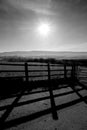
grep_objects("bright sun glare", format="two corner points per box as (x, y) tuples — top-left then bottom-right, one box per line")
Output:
(37, 23), (50, 36)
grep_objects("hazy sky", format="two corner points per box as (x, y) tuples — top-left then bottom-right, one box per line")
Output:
(0, 0), (87, 52)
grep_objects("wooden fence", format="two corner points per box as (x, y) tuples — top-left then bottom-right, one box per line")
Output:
(0, 62), (73, 82)
(0, 60), (87, 126)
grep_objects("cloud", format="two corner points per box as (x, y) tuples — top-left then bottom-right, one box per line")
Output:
(5, 0), (53, 16)
(0, 0), (24, 21)
(1, 0), (87, 19)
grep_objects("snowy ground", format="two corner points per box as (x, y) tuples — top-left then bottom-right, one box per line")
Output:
(0, 84), (87, 130)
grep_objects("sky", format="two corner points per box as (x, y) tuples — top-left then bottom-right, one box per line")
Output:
(0, 0), (87, 52)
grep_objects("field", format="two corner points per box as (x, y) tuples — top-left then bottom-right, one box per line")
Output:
(0, 59), (87, 130)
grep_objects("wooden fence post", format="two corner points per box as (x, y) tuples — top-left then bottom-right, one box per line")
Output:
(64, 64), (67, 79)
(25, 62), (29, 83)
(71, 64), (74, 80)
(48, 63), (58, 120)
(71, 63), (77, 84)
(75, 65), (78, 80)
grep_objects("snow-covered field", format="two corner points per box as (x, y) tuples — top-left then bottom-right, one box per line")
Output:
(0, 84), (87, 130)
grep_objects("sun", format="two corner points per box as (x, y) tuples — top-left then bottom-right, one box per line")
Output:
(37, 22), (50, 36)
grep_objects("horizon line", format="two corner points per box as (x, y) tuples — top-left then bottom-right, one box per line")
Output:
(0, 50), (87, 53)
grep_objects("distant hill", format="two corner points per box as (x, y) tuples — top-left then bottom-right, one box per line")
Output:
(0, 51), (87, 59)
